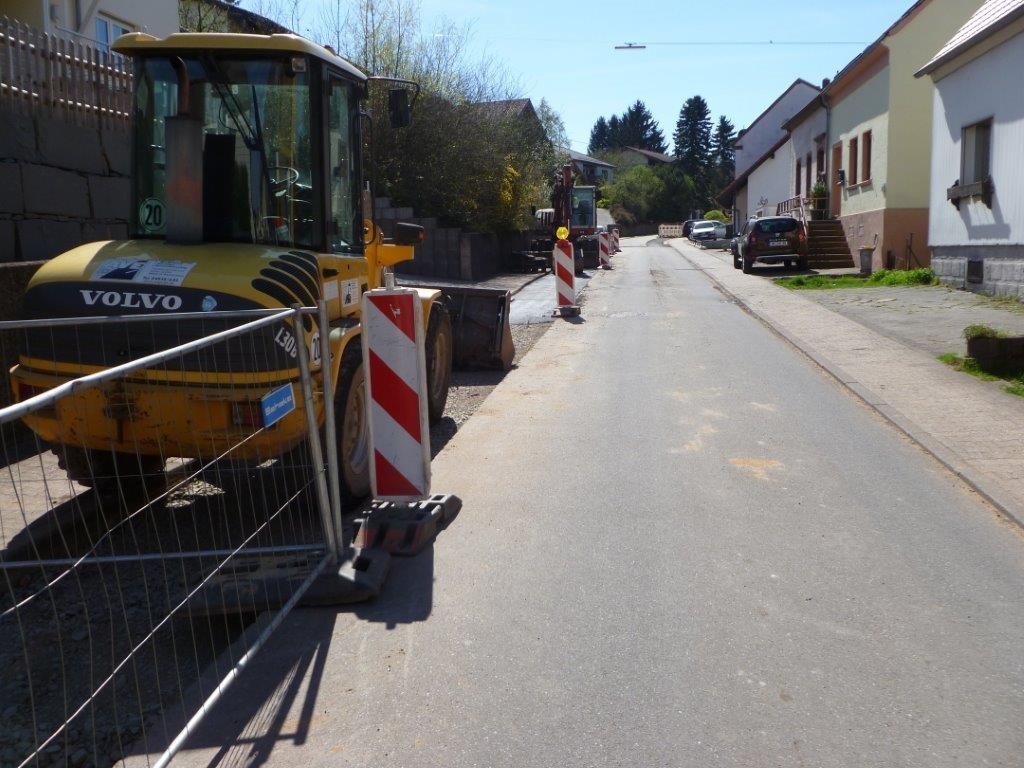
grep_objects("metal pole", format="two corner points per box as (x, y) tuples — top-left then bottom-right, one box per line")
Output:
(0, 544), (325, 570)
(152, 552), (332, 768)
(318, 299), (345, 556)
(292, 307), (339, 562)
(0, 307), (294, 331)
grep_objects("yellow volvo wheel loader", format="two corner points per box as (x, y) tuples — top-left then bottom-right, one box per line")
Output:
(8, 32), (462, 501)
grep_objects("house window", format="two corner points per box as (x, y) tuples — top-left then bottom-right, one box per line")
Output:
(95, 15), (131, 53)
(962, 119), (992, 184)
(861, 131), (872, 182)
(795, 158), (802, 195)
(805, 152), (812, 193)
(848, 137), (859, 186)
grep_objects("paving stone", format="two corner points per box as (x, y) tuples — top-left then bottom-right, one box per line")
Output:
(21, 165), (89, 218)
(35, 118), (106, 174)
(87, 175), (130, 220)
(16, 219), (82, 261)
(0, 219), (15, 262)
(100, 127), (131, 176)
(0, 163), (22, 214)
(0, 113), (37, 161)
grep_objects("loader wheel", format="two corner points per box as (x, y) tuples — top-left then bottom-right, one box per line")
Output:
(335, 341), (371, 503)
(425, 302), (453, 425)
(55, 446), (163, 494)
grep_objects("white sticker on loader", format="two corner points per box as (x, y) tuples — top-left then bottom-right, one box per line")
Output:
(138, 197), (166, 234)
(92, 258), (197, 287)
(341, 279), (361, 308)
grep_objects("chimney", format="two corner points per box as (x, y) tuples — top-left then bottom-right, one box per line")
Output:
(822, 77), (831, 89)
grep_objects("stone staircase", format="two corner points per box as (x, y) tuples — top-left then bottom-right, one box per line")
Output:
(806, 219), (854, 269)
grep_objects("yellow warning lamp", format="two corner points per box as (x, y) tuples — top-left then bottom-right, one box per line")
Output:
(556, 226), (569, 241)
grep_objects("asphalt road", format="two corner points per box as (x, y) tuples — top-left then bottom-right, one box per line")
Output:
(164, 238), (1024, 767)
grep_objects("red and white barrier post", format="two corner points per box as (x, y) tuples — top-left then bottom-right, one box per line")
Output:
(612, 227), (621, 253)
(598, 231), (613, 269)
(552, 236), (579, 317)
(362, 287), (431, 501)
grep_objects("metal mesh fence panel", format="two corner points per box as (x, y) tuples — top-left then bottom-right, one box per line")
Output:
(0, 306), (338, 768)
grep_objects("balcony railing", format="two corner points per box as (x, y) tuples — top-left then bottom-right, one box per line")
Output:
(0, 16), (131, 128)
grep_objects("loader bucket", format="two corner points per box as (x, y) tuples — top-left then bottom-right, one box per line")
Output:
(439, 286), (515, 370)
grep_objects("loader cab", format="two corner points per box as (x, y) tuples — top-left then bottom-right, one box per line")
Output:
(118, 33), (367, 256)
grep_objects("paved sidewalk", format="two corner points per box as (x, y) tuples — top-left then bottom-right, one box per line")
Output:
(669, 238), (1024, 526)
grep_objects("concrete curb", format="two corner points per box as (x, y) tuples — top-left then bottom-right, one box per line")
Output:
(510, 269), (549, 297)
(669, 239), (1024, 531)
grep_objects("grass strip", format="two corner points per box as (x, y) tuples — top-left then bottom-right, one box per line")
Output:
(938, 352), (1024, 397)
(777, 268), (937, 290)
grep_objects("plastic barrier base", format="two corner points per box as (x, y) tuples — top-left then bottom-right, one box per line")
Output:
(353, 493), (463, 556)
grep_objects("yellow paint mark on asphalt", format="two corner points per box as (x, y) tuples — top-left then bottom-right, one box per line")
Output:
(729, 457), (783, 480)
(750, 402), (778, 412)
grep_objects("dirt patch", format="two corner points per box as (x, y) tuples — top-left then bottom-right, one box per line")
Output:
(430, 323), (550, 456)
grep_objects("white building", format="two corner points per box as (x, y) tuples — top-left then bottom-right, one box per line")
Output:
(917, 0), (1024, 296)
(732, 79), (821, 178)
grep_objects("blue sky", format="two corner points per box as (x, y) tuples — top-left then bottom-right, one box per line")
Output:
(248, 1), (919, 154)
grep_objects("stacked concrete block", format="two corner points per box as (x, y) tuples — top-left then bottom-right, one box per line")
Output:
(0, 111), (131, 263)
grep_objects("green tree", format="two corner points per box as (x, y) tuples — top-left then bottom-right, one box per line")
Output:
(537, 98), (568, 150)
(650, 164), (698, 222)
(673, 95), (712, 177)
(601, 165), (665, 223)
(607, 114), (622, 148)
(710, 115), (736, 195)
(617, 100), (667, 152)
(588, 116), (610, 154)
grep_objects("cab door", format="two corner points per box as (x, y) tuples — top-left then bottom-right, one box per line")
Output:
(319, 71), (366, 321)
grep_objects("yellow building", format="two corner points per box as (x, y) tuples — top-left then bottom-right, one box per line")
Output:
(823, 0), (985, 270)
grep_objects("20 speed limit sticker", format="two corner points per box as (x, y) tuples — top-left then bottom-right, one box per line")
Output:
(139, 197), (166, 234)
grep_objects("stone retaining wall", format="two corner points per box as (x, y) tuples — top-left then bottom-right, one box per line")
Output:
(932, 245), (1024, 300)
(0, 111), (130, 263)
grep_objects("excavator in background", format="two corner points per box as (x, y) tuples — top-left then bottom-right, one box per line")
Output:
(531, 164), (600, 273)
(8, 31), (511, 498)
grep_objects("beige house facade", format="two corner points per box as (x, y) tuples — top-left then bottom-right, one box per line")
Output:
(824, 0), (985, 270)
(0, 0), (179, 47)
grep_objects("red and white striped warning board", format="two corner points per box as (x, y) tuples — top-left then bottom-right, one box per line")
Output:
(361, 288), (431, 501)
(553, 239), (576, 308)
(612, 227), (620, 252)
(598, 231), (612, 268)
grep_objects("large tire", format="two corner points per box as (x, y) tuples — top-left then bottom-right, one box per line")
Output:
(797, 257), (809, 271)
(733, 255), (741, 269)
(334, 341), (371, 504)
(742, 253), (753, 274)
(425, 302), (453, 425)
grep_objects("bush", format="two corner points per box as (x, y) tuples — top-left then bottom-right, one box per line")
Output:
(963, 324), (1006, 340)
(702, 209), (728, 222)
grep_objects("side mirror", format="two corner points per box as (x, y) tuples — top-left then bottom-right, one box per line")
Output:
(393, 221), (424, 246)
(388, 88), (412, 128)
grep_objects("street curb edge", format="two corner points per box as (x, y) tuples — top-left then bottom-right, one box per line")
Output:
(669, 239), (1024, 532)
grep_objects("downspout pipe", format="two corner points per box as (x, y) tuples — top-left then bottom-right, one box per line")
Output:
(820, 91), (831, 216)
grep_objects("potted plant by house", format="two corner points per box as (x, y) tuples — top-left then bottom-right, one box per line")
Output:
(808, 181), (828, 220)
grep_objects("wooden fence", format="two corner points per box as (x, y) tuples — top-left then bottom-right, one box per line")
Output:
(0, 17), (131, 128)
